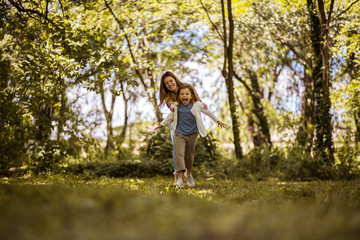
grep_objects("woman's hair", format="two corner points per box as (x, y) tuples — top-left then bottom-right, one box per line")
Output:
(176, 84), (197, 106)
(158, 71), (183, 109)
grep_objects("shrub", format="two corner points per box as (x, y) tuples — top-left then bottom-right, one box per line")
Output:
(27, 140), (65, 173)
(64, 160), (173, 178)
(231, 145), (348, 181)
(278, 146), (329, 180)
(335, 145), (360, 179)
(233, 145), (284, 180)
(139, 129), (173, 163)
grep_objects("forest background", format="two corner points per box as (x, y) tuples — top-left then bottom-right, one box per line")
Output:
(1, 0), (360, 181)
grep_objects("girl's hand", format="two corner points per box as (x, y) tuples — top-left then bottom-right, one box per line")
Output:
(217, 120), (227, 128)
(154, 125), (163, 131)
(202, 102), (208, 110)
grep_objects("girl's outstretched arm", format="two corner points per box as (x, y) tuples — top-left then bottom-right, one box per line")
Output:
(156, 111), (174, 130)
(154, 125), (163, 131)
(217, 120), (227, 128)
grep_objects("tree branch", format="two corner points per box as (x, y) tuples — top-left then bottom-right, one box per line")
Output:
(8, 0), (56, 25)
(317, 0), (327, 24)
(333, 0), (360, 21)
(104, 0), (147, 88)
(327, 0), (335, 23)
(58, 0), (66, 18)
(221, 0), (227, 78)
(233, 71), (252, 93)
(199, 0), (224, 41)
(45, 0), (49, 21)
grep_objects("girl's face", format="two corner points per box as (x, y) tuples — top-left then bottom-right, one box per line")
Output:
(179, 88), (193, 106)
(164, 76), (178, 92)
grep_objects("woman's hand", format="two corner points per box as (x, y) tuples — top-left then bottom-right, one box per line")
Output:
(217, 120), (227, 128)
(169, 103), (175, 112)
(202, 102), (208, 110)
(154, 125), (163, 131)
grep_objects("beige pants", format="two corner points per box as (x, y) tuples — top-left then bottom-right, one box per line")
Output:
(175, 131), (198, 172)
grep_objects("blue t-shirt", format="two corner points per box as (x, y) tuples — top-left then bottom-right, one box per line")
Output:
(176, 103), (198, 135)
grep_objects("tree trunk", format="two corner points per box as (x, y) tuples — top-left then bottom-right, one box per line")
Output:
(147, 69), (163, 122)
(306, 0), (334, 164)
(221, 0), (243, 159)
(36, 104), (52, 143)
(118, 81), (129, 146)
(247, 112), (262, 147)
(354, 112), (360, 149)
(297, 65), (314, 151)
(57, 77), (67, 141)
(116, 81), (129, 159)
(99, 76), (117, 155)
(247, 70), (272, 146)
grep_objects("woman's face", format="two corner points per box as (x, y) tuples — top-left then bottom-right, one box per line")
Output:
(164, 76), (178, 92)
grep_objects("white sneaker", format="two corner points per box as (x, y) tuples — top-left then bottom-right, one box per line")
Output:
(175, 178), (184, 188)
(184, 172), (195, 187)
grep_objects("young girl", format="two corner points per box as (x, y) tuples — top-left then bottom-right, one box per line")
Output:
(158, 71), (207, 185)
(155, 84), (226, 188)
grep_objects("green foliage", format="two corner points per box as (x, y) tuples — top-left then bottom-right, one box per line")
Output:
(64, 160), (173, 178)
(0, 0), (111, 170)
(0, 88), (27, 170)
(234, 145), (284, 180)
(232, 145), (358, 181)
(194, 131), (220, 169)
(335, 144), (360, 179)
(140, 129), (173, 163)
(27, 141), (65, 173)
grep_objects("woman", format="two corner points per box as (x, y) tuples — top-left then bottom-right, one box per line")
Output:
(157, 71), (207, 185)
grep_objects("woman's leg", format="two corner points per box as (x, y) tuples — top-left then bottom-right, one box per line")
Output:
(170, 122), (177, 184)
(170, 122), (177, 174)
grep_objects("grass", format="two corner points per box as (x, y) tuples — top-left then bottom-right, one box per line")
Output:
(1, 174), (360, 240)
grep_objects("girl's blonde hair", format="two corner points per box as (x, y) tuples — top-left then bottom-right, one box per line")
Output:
(158, 71), (183, 109)
(176, 84), (197, 107)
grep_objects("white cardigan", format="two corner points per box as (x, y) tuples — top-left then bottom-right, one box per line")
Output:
(160, 101), (219, 137)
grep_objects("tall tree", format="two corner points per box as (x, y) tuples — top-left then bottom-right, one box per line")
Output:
(221, 0), (243, 159)
(200, 0), (243, 159)
(332, 1), (360, 151)
(98, 74), (118, 155)
(254, 0), (315, 150)
(306, 0), (336, 164)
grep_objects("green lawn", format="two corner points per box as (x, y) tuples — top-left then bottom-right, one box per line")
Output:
(1, 175), (359, 240)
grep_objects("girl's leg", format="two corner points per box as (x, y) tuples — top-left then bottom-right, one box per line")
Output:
(184, 132), (198, 172)
(177, 171), (184, 180)
(184, 132), (198, 187)
(175, 132), (187, 172)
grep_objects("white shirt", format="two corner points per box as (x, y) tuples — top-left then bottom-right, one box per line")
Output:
(160, 101), (219, 137)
